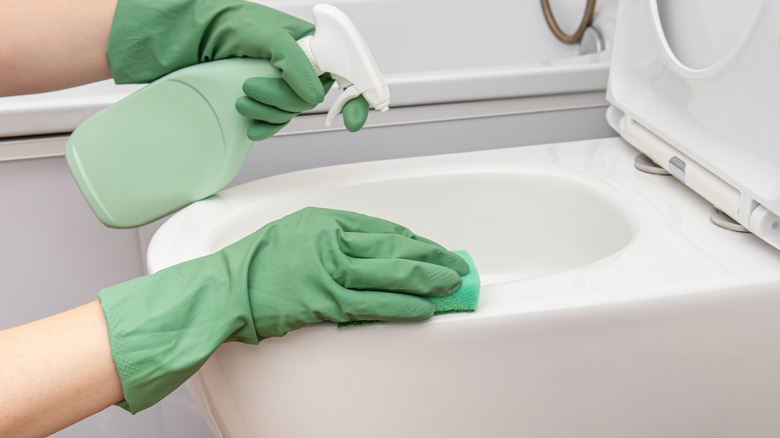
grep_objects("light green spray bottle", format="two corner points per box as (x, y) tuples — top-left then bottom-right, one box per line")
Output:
(65, 4), (390, 228)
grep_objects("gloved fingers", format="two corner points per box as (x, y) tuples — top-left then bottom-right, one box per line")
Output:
(235, 96), (299, 125)
(246, 121), (289, 142)
(333, 257), (462, 297)
(237, 75), (334, 141)
(339, 291), (435, 322)
(241, 77), (321, 114)
(270, 36), (326, 105)
(341, 95), (370, 132)
(327, 210), (468, 271)
(340, 232), (470, 276)
(324, 209), (419, 237)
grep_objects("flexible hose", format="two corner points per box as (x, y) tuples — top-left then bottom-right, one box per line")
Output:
(540, 0), (597, 44)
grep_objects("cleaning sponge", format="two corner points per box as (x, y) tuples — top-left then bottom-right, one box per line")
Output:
(338, 250), (480, 328)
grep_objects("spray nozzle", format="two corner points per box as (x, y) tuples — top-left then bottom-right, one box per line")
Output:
(297, 4), (390, 127)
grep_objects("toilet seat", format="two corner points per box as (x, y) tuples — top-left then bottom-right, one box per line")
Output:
(606, 0), (780, 249)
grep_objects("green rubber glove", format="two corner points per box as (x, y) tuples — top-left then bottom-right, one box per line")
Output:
(99, 207), (469, 413)
(342, 95), (371, 132)
(235, 75), (333, 141)
(107, 0), (370, 140)
(236, 78), (370, 139)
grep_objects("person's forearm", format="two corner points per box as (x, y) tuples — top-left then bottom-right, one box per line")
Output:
(0, 300), (123, 437)
(0, 0), (118, 96)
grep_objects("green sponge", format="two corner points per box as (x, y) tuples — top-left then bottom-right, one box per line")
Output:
(338, 250), (480, 328)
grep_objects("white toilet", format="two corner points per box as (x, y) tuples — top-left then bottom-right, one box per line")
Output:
(147, 0), (780, 437)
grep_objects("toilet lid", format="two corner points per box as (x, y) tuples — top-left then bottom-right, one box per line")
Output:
(606, 0), (780, 250)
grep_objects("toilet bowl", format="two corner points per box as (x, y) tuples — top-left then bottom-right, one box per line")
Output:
(148, 139), (780, 438)
(147, 0), (780, 436)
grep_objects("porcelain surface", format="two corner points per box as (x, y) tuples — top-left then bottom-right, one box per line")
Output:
(149, 138), (780, 438)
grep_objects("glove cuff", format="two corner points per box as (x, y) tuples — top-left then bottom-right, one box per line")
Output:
(107, 0), (206, 83)
(98, 254), (258, 413)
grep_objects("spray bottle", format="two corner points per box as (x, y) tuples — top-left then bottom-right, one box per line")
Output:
(65, 4), (390, 228)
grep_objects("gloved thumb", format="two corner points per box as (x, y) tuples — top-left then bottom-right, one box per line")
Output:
(272, 36), (326, 105)
(341, 95), (370, 132)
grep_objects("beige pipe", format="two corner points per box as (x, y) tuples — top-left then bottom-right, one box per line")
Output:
(540, 0), (597, 44)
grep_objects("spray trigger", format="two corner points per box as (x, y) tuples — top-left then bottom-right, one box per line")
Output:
(297, 4), (391, 128)
(326, 85), (360, 127)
